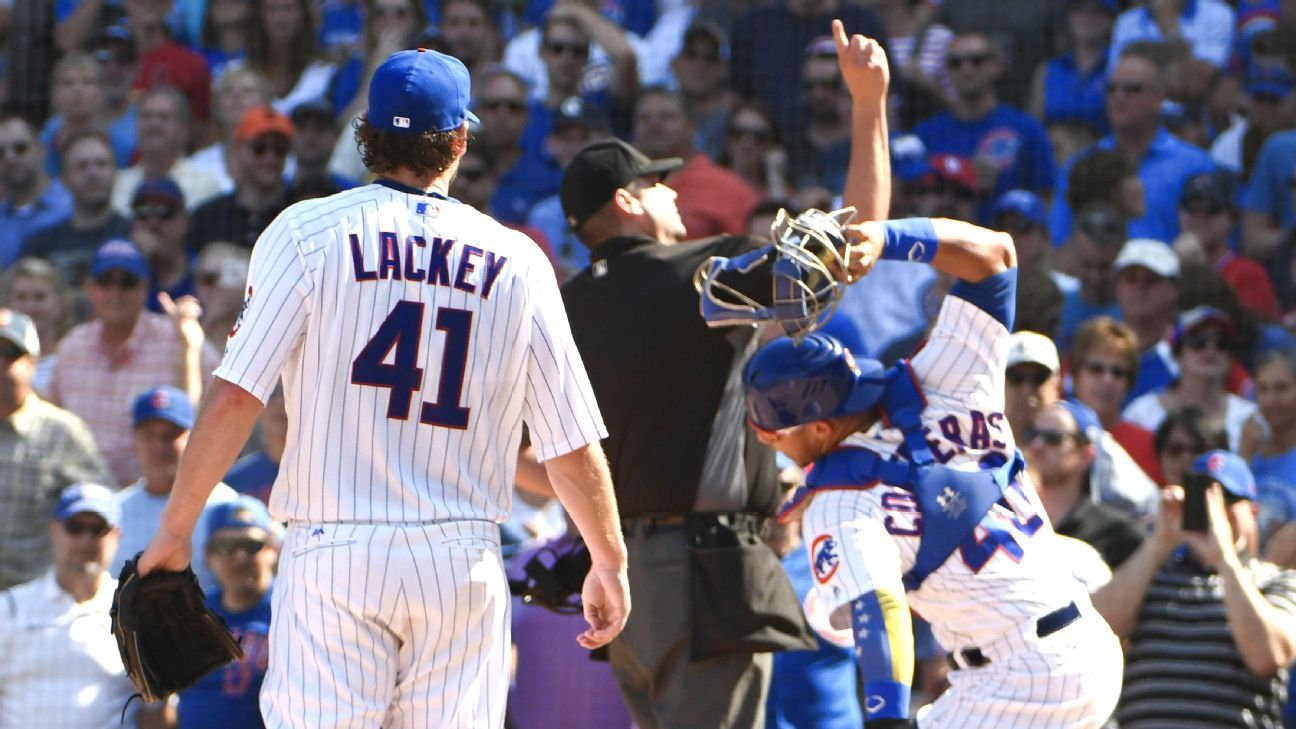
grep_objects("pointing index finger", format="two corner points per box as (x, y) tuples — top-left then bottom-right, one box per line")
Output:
(833, 18), (847, 55)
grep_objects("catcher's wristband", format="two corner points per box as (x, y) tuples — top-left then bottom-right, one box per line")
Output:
(879, 218), (939, 263)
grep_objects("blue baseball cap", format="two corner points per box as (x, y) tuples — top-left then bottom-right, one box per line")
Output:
(131, 177), (185, 209)
(992, 189), (1047, 228)
(90, 239), (150, 279)
(55, 483), (121, 527)
(891, 133), (932, 182)
(132, 386), (195, 430)
(367, 49), (479, 134)
(205, 496), (277, 538)
(1192, 450), (1257, 501)
(1247, 63), (1294, 98)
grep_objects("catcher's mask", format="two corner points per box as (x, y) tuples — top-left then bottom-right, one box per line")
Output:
(742, 333), (886, 432)
(693, 206), (856, 342)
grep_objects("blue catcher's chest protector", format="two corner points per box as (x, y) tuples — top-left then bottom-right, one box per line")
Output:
(799, 362), (1026, 592)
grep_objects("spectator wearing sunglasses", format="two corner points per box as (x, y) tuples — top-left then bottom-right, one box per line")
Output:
(914, 31), (1056, 223)
(110, 386), (238, 593)
(0, 116), (74, 269)
(1058, 205), (1126, 351)
(128, 177), (199, 313)
(49, 240), (219, 486)
(991, 189), (1073, 292)
(1124, 306), (1259, 451)
(670, 20), (737, 163)
(1113, 237), (1184, 401)
(177, 495), (281, 729)
(187, 106), (294, 251)
(1071, 316), (1163, 483)
(1174, 170), (1280, 320)
(1209, 62), (1296, 180)
(0, 483), (156, 727)
(1153, 405), (1228, 489)
(1027, 400), (1146, 568)
(0, 311), (111, 591)
(20, 131), (132, 287)
(1005, 331), (1063, 446)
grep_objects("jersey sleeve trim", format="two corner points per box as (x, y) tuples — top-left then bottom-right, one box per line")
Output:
(948, 268), (1018, 330)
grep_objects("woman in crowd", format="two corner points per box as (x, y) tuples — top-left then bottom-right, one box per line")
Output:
(1243, 350), (1296, 547)
(1153, 405), (1228, 488)
(330, 0), (429, 123)
(1070, 316), (1162, 481)
(716, 100), (791, 202)
(199, 0), (254, 78)
(245, 0), (336, 114)
(1, 258), (75, 394)
(1124, 306), (1258, 450)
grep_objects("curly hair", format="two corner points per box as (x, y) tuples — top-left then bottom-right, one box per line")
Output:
(354, 114), (467, 178)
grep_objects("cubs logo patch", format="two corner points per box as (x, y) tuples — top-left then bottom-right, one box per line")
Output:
(1207, 452), (1225, 473)
(811, 534), (840, 584)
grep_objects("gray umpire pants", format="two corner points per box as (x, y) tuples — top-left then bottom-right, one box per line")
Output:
(607, 523), (772, 729)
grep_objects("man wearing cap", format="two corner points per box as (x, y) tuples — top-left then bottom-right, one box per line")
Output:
(914, 31), (1057, 221)
(632, 87), (759, 239)
(1094, 451), (1296, 727)
(177, 496), (281, 729)
(525, 99), (609, 279)
(129, 176), (201, 312)
(1027, 400), (1147, 568)
(49, 239), (218, 486)
(1113, 237), (1183, 401)
(0, 483), (144, 728)
(19, 130), (132, 286)
(111, 87), (222, 216)
(991, 189), (1075, 296)
(187, 105), (295, 251)
(669, 20), (737, 160)
(0, 309), (112, 590)
(287, 100), (358, 194)
(1175, 169), (1281, 319)
(553, 22), (886, 728)
(111, 385), (238, 593)
(0, 115), (74, 268)
(1058, 205), (1125, 351)
(1210, 62), (1296, 176)
(137, 47), (630, 728)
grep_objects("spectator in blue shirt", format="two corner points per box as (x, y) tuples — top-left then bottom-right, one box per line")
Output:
(1029, 0), (1116, 135)
(176, 496), (280, 729)
(198, 0), (252, 78)
(1113, 238), (1183, 402)
(1241, 123), (1296, 266)
(914, 31), (1056, 223)
(1051, 41), (1214, 245)
(1109, 0), (1235, 70)
(1059, 206), (1126, 351)
(0, 116), (73, 269)
(225, 388), (286, 505)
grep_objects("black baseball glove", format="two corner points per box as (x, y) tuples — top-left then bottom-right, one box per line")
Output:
(508, 538), (591, 614)
(109, 554), (244, 702)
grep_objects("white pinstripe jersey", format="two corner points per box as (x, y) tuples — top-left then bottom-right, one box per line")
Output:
(214, 182), (607, 524)
(804, 290), (1086, 652)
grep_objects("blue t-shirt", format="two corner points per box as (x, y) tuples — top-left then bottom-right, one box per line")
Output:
(1129, 340), (1178, 404)
(1042, 53), (1110, 135)
(491, 145), (563, 224)
(1051, 129), (1215, 245)
(1245, 129), (1296, 229)
(767, 548), (863, 729)
(914, 105), (1056, 223)
(0, 181), (73, 268)
(177, 591), (272, 729)
(1252, 448), (1296, 542)
(225, 451), (280, 505)
(318, 0), (364, 57)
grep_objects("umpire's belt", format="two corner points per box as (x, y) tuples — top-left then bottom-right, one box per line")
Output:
(619, 512), (765, 539)
(945, 601), (1081, 671)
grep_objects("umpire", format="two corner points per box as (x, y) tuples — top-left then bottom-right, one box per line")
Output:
(557, 137), (811, 729)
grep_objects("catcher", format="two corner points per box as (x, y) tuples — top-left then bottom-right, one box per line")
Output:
(698, 208), (1124, 727)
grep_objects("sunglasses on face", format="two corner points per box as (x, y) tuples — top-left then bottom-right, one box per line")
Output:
(373, 5), (411, 17)
(1006, 369), (1051, 387)
(209, 536), (269, 556)
(682, 47), (721, 63)
(63, 519), (113, 537)
(1182, 332), (1227, 351)
(94, 271), (143, 289)
(480, 98), (525, 113)
(1181, 202), (1226, 216)
(251, 137), (290, 158)
(132, 204), (179, 222)
(0, 339), (25, 362)
(946, 52), (993, 69)
(1105, 81), (1147, 96)
(1025, 427), (1076, 447)
(546, 41), (589, 58)
(1082, 361), (1131, 381)
(0, 140), (30, 160)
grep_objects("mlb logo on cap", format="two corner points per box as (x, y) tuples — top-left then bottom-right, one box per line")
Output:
(394, 116), (410, 128)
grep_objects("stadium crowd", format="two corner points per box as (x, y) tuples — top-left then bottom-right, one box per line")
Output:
(6, 0), (1296, 726)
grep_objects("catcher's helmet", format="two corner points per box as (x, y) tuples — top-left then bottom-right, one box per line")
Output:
(742, 333), (887, 431)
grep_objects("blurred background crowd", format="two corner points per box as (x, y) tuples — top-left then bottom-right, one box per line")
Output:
(7, 0), (1296, 727)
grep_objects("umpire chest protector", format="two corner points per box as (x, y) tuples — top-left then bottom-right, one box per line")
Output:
(788, 362), (1026, 592)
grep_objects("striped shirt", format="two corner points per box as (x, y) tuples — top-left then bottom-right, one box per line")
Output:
(1117, 555), (1296, 728)
(0, 395), (112, 589)
(215, 181), (605, 524)
(47, 314), (220, 486)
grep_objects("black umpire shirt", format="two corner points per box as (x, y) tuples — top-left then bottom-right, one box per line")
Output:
(561, 234), (781, 518)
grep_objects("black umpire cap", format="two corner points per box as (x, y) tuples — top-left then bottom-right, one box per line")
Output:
(559, 139), (682, 230)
